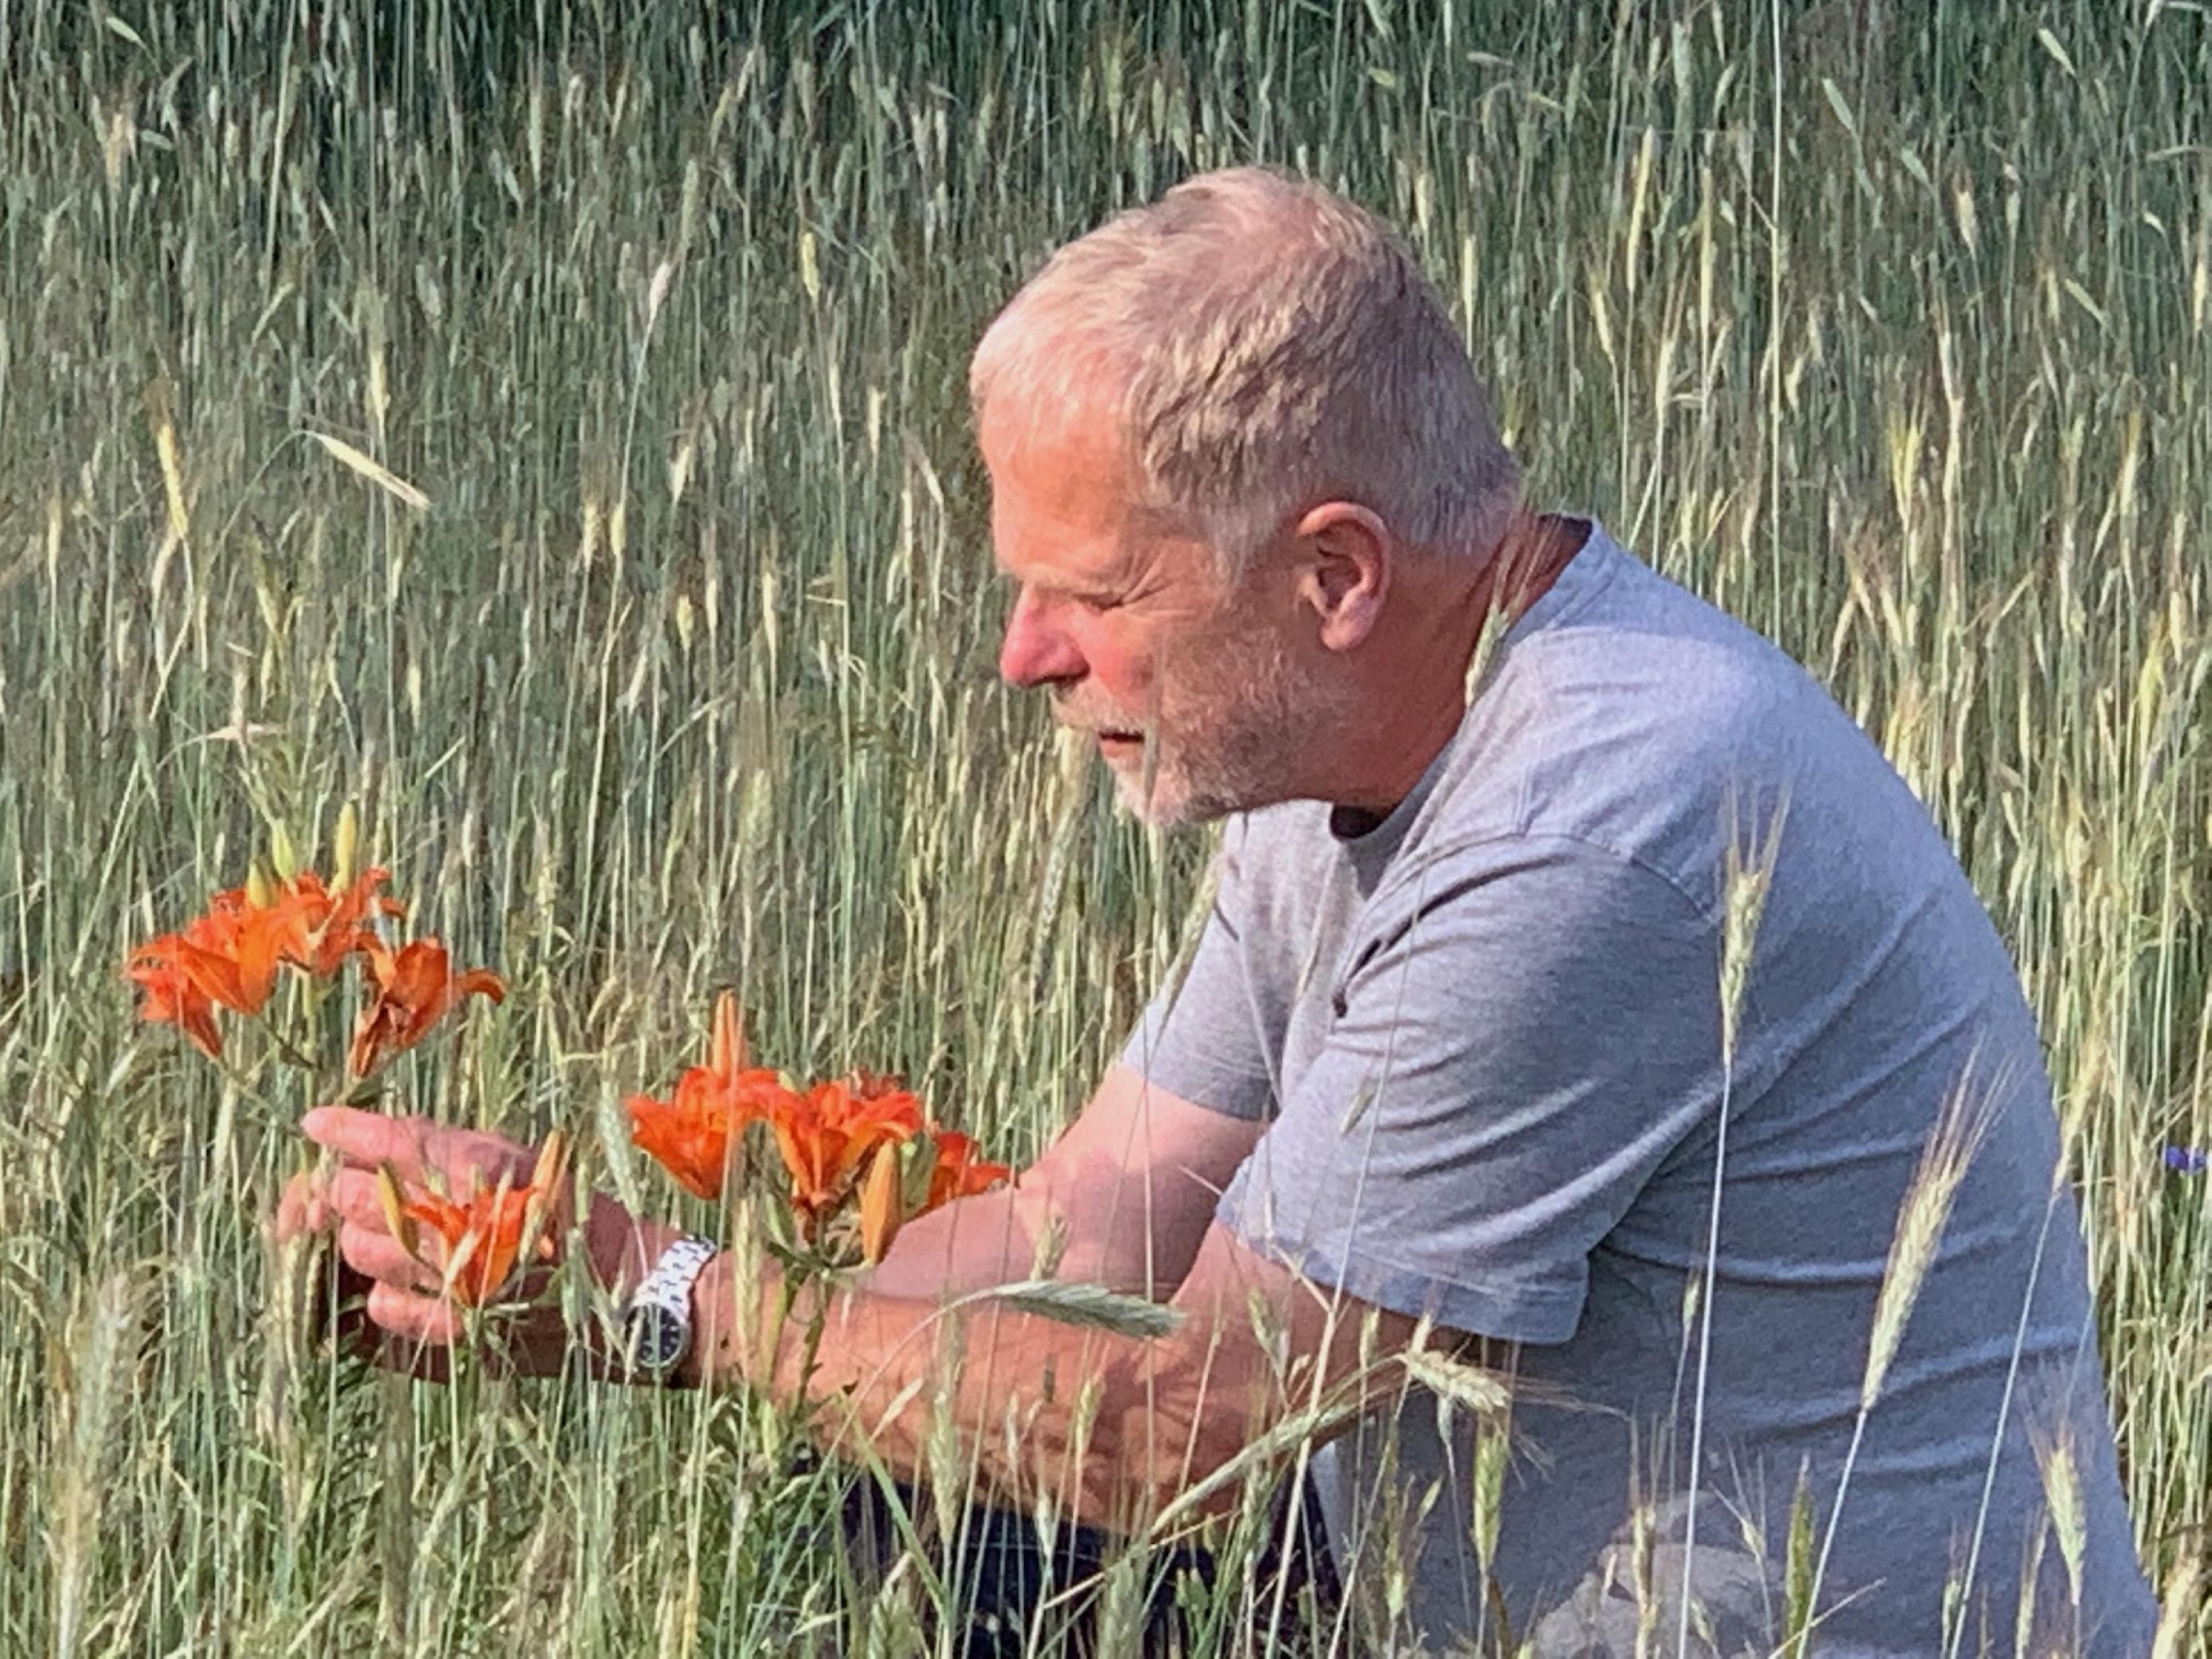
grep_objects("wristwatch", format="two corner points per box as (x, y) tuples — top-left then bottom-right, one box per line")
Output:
(621, 1234), (719, 1379)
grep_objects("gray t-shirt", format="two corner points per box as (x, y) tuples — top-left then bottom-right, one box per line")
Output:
(1120, 525), (2155, 1656)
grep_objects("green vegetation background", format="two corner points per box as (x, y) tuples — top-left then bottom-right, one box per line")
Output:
(1, 0), (2206, 1651)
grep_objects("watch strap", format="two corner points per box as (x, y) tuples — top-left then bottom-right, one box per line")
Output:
(622, 1233), (719, 1376)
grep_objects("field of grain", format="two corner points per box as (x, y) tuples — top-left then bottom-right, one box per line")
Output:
(1, 2), (2206, 1653)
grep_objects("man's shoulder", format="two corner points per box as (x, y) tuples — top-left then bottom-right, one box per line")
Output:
(1503, 535), (1833, 758)
(1220, 531), (1947, 933)
(1430, 536), (1929, 914)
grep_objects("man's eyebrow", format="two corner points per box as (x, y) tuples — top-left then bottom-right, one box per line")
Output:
(997, 564), (1118, 600)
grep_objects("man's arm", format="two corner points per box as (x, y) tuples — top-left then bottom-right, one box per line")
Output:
(696, 1214), (1431, 1534)
(861, 1063), (1264, 1301)
(290, 1097), (1427, 1534)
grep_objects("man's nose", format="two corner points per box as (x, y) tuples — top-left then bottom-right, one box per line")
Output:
(998, 589), (1086, 689)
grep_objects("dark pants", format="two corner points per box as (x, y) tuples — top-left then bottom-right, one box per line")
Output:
(839, 1474), (1339, 1657)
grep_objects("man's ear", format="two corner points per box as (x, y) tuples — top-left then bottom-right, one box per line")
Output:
(1292, 501), (1391, 651)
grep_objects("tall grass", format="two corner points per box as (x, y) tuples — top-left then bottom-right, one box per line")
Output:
(1, 0), (2207, 1652)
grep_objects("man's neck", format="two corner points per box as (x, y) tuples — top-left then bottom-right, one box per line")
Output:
(1326, 513), (1591, 824)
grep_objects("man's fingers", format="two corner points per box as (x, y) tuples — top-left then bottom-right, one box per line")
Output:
(273, 1170), (334, 1241)
(326, 1168), (405, 1230)
(338, 1220), (441, 1294)
(366, 1281), (465, 1347)
(303, 1106), (529, 1190)
(302, 1105), (436, 1182)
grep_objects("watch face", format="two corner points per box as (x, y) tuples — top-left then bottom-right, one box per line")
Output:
(628, 1305), (688, 1372)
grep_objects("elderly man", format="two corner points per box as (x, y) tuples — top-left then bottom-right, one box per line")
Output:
(295, 168), (2157, 1654)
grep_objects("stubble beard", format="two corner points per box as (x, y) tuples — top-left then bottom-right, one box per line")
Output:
(1105, 628), (1337, 829)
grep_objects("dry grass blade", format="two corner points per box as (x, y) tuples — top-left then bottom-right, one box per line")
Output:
(50, 1269), (141, 1659)
(1783, 1459), (1818, 1658)
(2151, 1551), (2202, 1659)
(1719, 791), (1791, 1067)
(1148, 1394), (1369, 1535)
(2031, 1415), (2090, 1616)
(1809, 1052), (2010, 1637)
(305, 431), (432, 512)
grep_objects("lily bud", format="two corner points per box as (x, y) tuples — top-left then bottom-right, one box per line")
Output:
(530, 1127), (569, 1195)
(901, 1128), (942, 1218)
(710, 990), (748, 1075)
(520, 1129), (568, 1268)
(244, 857), (277, 911)
(332, 802), (361, 889)
(375, 1162), (420, 1260)
(858, 1140), (906, 1266)
(269, 823), (302, 882)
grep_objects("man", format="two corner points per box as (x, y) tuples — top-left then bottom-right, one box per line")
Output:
(291, 168), (2158, 1654)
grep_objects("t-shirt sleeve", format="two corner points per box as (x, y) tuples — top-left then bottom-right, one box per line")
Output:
(1219, 834), (1722, 1345)
(1115, 823), (1278, 1122)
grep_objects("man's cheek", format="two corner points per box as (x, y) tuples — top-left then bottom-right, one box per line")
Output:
(1090, 638), (1160, 716)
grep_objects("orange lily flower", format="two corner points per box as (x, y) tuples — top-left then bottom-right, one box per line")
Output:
(627, 993), (798, 1200)
(388, 1133), (566, 1307)
(627, 1087), (730, 1200)
(347, 937), (505, 1077)
(125, 950), (224, 1058)
(627, 1064), (791, 1201)
(126, 865), (406, 1058)
(402, 1188), (563, 1308)
(159, 899), (288, 1014)
(269, 867), (404, 976)
(126, 889), (298, 1052)
(920, 1130), (1015, 1214)
(399, 1187), (541, 1306)
(769, 1073), (928, 1234)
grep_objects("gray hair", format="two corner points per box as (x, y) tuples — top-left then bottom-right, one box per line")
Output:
(969, 166), (1521, 572)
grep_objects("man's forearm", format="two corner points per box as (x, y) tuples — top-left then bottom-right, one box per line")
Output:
(859, 1147), (1217, 1303)
(858, 1180), (1042, 1300)
(659, 1215), (1420, 1534)
(681, 1249), (1254, 1531)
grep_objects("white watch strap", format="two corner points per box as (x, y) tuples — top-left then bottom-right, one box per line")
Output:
(623, 1234), (719, 1372)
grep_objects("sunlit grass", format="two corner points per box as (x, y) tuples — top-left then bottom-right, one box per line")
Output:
(2, 2), (2206, 1653)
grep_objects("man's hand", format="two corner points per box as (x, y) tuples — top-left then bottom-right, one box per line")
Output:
(277, 1107), (674, 1374)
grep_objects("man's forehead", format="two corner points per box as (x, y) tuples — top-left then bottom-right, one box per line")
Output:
(978, 382), (1129, 477)
(982, 400), (1141, 576)
(989, 501), (1132, 592)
